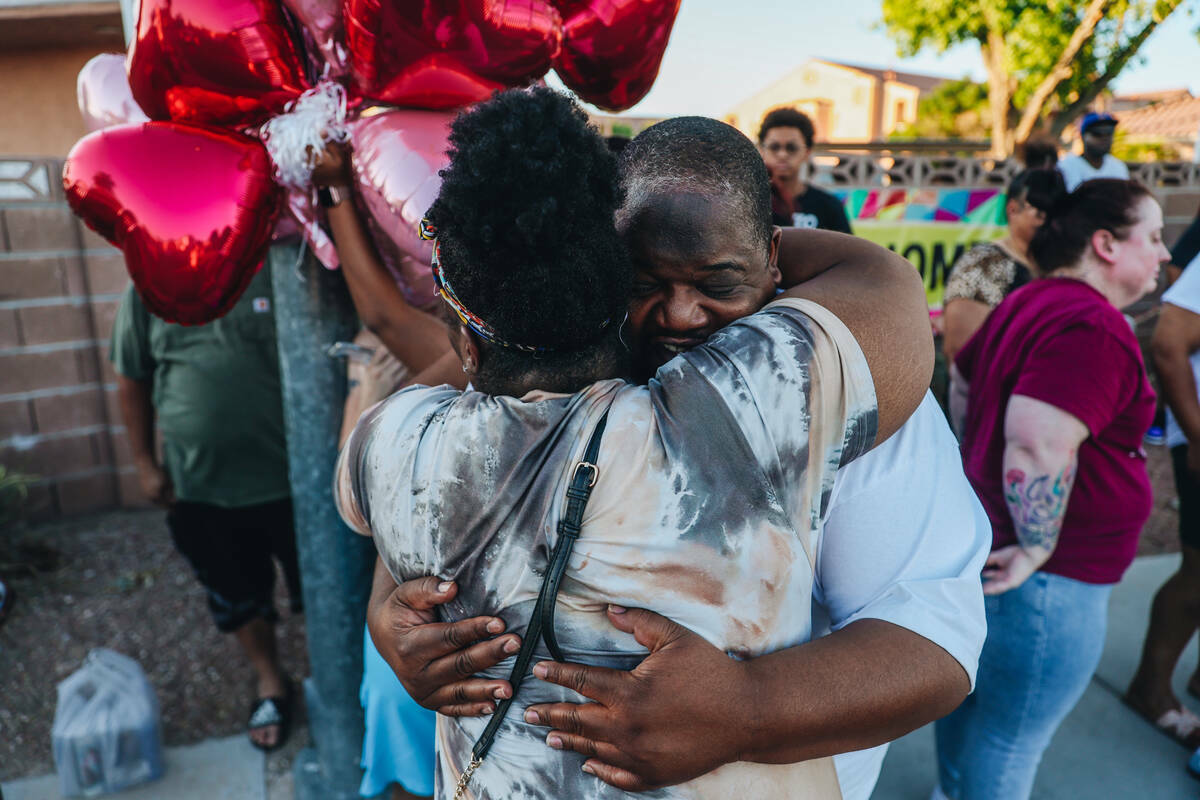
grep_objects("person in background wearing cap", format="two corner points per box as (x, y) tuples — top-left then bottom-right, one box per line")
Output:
(1057, 112), (1129, 192)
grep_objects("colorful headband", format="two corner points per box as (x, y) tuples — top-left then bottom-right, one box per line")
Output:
(419, 218), (612, 354)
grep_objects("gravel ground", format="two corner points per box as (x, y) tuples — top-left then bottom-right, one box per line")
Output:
(0, 509), (310, 782)
(0, 448), (1186, 783)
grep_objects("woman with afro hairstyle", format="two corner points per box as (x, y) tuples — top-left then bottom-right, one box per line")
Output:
(334, 87), (939, 799)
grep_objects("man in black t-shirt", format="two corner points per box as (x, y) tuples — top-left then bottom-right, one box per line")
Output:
(757, 107), (852, 234)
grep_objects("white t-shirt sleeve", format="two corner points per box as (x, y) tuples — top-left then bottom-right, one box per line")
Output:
(1163, 258), (1200, 314)
(1160, 261), (1200, 448)
(814, 392), (991, 689)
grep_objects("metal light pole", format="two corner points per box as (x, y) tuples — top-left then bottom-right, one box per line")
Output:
(119, 0), (137, 44)
(269, 242), (374, 800)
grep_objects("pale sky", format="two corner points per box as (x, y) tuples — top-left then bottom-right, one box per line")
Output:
(558, 0), (1200, 119)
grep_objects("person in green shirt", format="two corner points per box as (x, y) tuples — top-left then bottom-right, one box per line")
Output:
(110, 264), (299, 751)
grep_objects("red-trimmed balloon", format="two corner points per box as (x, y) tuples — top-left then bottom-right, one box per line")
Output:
(344, 0), (562, 109)
(64, 123), (280, 324)
(77, 53), (149, 132)
(552, 0), (679, 111)
(128, 0), (309, 127)
(349, 109), (451, 306)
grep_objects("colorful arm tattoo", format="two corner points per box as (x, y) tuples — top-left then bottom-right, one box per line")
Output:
(1003, 460), (1077, 553)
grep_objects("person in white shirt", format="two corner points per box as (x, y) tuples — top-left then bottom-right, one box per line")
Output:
(1057, 112), (1129, 191)
(1125, 236), (1200, 751)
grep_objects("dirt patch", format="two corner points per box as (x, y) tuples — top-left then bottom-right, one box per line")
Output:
(0, 509), (310, 782)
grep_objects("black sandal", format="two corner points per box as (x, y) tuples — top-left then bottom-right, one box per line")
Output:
(247, 678), (293, 752)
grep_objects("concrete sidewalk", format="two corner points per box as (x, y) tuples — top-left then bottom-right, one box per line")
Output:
(1, 735), (265, 800)
(874, 553), (1200, 799)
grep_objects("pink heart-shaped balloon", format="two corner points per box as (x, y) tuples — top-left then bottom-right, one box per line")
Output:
(77, 53), (150, 132)
(552, 0), (680, 111)
(64, 122), (281, 324)
(349, 109), (452, 307)
(344, 0), (563, 109)
(128, 0), (309, 127)
(281, 188), (342, 269)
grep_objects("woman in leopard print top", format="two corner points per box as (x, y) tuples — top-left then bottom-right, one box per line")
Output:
(943, 169), (1065, 362)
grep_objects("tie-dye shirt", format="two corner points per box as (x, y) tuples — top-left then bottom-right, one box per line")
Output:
(337, 297), (877, 799)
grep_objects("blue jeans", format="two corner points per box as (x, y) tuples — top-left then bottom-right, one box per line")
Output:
(935, 571), (1113, 800)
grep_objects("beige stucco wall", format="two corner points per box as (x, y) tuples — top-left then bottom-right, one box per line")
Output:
(724, 60), (879, 143)
(0, 45), (123, 158)
(882, 81), (921, 135)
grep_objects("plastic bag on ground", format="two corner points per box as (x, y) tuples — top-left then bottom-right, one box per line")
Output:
(51, 648), (164, 796)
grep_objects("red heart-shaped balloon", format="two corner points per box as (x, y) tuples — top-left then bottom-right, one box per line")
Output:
(64, 122), (281, 325)
(128, 0), (309, 127)
(344, 0), (563, 109)
(552, 0), (680, 111)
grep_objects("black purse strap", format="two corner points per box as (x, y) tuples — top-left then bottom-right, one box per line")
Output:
(466, 408), (610, 770)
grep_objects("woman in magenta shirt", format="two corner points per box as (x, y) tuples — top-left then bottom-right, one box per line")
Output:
(940, 179), (1169, 800)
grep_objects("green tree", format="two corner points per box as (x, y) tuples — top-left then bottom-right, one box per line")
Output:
(1111, 129), (1183, 161)
(881, 0), (1192, 155)
(892, 78), (990, 139)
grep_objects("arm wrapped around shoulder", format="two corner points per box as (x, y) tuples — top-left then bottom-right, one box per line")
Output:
(777, 228), (933, 445)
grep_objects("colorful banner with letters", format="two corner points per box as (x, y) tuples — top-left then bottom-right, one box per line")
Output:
(833, 188), (1008, 311)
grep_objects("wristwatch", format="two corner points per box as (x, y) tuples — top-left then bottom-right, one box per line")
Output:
(317, 185), (348, 208)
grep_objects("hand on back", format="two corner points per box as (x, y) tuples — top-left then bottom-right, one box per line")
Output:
(366, 571), (517, 716)
(370, 574), (746, 791)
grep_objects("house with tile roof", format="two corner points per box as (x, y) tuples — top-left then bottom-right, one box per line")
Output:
(1109, 88), (1194, 114)
(1111, 91), (1200, 161)
(722, 58), (950, 144)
